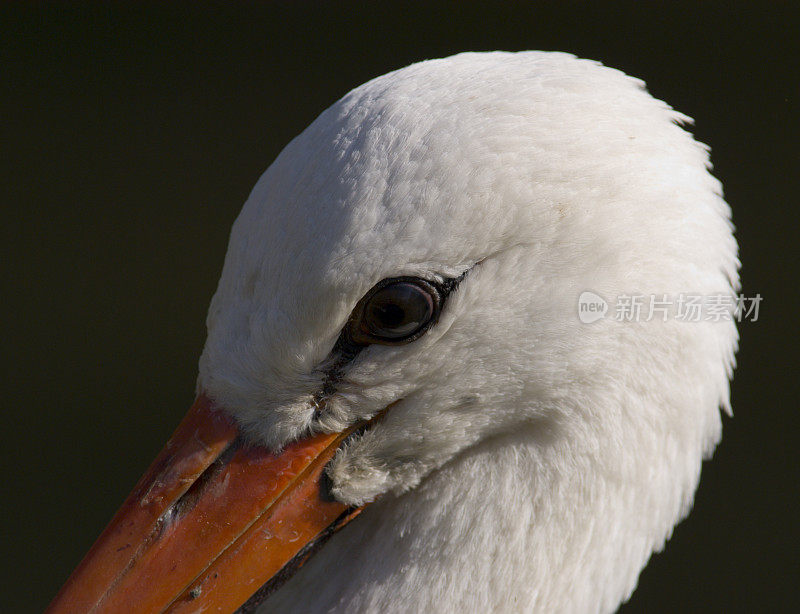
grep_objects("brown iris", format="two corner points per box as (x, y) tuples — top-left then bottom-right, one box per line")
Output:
(350, 278), (439, 345)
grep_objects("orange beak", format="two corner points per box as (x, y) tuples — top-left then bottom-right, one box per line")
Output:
(46, 394), (370, 614)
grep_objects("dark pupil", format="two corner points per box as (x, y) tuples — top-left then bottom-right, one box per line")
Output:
(374, 303), (406, 328)
(364, 282), (434, 339)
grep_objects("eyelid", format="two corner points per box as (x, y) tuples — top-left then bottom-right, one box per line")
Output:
(313, 267), (474, 411)
(333, 264), (474, 354)
(347, 277), (442, 346)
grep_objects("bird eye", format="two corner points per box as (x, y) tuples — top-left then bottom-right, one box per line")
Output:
(351, 279), (439, 345)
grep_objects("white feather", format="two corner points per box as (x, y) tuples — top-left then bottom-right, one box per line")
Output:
(196, 51), (738, 613)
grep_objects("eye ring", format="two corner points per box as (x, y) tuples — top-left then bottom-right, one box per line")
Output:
(347, 277), (441, 346)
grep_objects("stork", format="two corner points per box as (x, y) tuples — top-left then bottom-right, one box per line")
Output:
(47, 51), (738, 614)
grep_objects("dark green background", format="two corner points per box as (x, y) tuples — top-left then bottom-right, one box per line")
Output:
(3, 3), (797, 612)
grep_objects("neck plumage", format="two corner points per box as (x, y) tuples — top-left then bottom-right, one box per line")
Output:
(260, 410), (702, 614)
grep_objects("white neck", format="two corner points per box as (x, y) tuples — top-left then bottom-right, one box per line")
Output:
(261, 397), (709, 614)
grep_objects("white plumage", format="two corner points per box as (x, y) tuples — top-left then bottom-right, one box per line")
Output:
(195, 52), (738, 613)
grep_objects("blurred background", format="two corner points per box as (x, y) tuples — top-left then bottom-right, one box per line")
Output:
(2, 3), (797, 612)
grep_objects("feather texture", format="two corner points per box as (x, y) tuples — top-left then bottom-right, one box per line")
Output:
(195, 51), (738, 613)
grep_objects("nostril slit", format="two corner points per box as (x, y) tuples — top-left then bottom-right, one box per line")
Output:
(155, 439), (241, 537)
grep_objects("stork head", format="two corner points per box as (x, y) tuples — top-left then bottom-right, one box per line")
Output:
(201, 50), (737, 502)
(49, 52), (738, 614)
